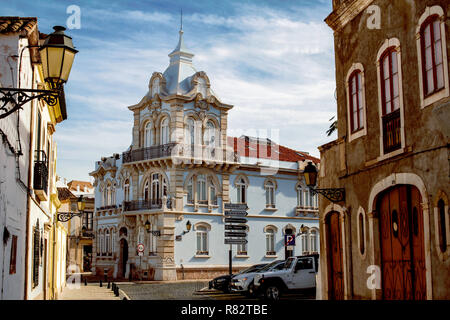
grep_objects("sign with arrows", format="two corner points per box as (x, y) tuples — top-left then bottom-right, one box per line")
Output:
(224, 210), (248, 216)
(225, 238), (248, 245)
(225, 225), (247, 231)
(225, 217), (247, 224)
(225, 231), (247, 238)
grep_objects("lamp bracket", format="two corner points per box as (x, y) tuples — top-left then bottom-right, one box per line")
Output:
(0, 87), (60, 120)
(57, 212), (83, 222)
(309, 187), (345, 203)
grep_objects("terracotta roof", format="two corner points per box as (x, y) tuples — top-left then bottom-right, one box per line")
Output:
(57, 187), (76, 201)
(227, 136), (319, 164)
(67, 180), (93, 191)
(0, 17), (37, 34)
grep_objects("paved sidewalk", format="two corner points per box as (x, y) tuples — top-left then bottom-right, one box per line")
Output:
(58, 283), (121, 300)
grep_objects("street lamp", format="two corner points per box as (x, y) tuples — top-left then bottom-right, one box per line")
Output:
(57, 195), (87, 222)
(0, 26), (78, 119)
(182, 220), (192, 235)
(144, 219), (161, 237)
(303, 161), (345, 203)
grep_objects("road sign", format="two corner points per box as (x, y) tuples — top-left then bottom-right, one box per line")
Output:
(285, 235), (295, 246)
(224, 210), (248, 216)
(225, 232), (247, 237)
(225, 238), (248, 244)
(138, 252), (143, 256)
(137, 243), (145, 253)
(225, 225), (247, 231)
(224, 203), (248, 210)
(225, 217), (247, 224)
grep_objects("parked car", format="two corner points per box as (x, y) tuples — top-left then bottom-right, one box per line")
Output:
(209, 263), (267, 293)
(253, 254), (319, 300)
(230, 260), (285, 297)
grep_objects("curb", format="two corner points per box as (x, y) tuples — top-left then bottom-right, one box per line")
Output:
(119, 289), (132, 300)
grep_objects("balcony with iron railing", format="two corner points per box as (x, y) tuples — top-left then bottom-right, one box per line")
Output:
(122, 143), (240, 166)
(382, 109), (401, 154)
(123, 198), (172, 212)
(33, 150), (48, 201)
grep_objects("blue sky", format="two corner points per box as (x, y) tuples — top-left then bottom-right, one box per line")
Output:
(3, 0), (336, 181)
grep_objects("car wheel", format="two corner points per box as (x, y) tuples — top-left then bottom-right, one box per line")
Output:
(245, 282), (255, 297)
(264, 285), (281, 301)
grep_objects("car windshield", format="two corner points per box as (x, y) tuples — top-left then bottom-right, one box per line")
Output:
(237, 264), (266, 274)
(257, 260), (283, 272)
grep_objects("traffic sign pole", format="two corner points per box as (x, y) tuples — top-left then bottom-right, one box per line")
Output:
(229, 244), (232, 276)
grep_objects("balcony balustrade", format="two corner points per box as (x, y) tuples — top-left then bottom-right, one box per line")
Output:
(123, 198), (172, 212)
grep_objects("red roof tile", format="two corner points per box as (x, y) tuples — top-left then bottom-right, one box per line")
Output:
(227, 136), (319, 164)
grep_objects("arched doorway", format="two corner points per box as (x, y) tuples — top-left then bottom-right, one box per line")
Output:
(326, 211), (344, 300)
(378, 185), (426, 300)
(119, 238), (128, 278)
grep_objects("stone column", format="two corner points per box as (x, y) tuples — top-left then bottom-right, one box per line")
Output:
(154, 213), (177, 280)
(133, 110), (140, 148)
(168, 167), (184, 211)
(170, 103), (185, 143)
(222, 173), (230, 204)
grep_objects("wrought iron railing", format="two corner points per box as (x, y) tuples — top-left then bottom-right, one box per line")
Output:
(382, 109), (401, 154)
(33, 150), (48, 192)
(123, 198), (172, 211)
(122, 143), (177, 163)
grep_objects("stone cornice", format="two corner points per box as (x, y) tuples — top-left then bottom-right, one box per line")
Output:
(325, 0), (374, 32)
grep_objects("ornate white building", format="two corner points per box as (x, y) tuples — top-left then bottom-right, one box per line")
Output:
(89, 28), (321, 281)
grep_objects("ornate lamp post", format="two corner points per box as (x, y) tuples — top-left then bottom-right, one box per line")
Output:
(303, 161), (345, 203)
(0, 26), (78, 119)
(57, 195), (86, 222)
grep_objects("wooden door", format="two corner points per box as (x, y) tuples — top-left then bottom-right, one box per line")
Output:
(326, 211), (344, 300)
(379, 185), (426, 300)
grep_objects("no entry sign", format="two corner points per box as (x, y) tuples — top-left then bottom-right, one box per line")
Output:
(137, 243), (145, 253)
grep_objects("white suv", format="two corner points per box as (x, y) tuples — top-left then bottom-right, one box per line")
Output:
(253, 254), (319, 300)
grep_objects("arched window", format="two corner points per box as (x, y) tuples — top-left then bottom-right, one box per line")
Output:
(310, 229), (318, 253)
(358, 210), (366, 256)
(151, 173), (160, 204)
(111, 229), (116, 254)
(381, 48), (400, 115)
(186, 118), (195, 147)
(144, 179), (150, 202)
(197, 175), (207, 204)
(144, 121), (153, 147)
(196, 225), (209, 255)
(105, 229), (110, 255)
(265, 227), (276, 255)
(301, 227), (310, 254)
(204, 121), (216, 146)
(236, 178), (247, 204)
(297, 185), (304, 207)
(437, 199), (447, 253)
(187, 177), (194, 204)
(304, 188), (310, 207)
(160, 117), (169, 145)
(265, 180), (275, 208)
(349, 70), (364, 133)
(420, 17), (444, 96)
(124, 179), (130, 202)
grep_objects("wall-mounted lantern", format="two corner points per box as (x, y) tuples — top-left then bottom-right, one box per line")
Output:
(303, 161), (345, 203)
(144, 219), (161, 236)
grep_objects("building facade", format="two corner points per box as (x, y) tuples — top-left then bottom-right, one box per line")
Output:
(89, 29), (321, 281)
(57, 179), (95, 274)
(320, 0), (449, 299)
(0, 17), (71, 300)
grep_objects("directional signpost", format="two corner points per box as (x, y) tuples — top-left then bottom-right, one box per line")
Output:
(224, 203), (248, 275)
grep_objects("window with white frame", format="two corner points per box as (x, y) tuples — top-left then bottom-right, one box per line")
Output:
(304, 188), (310, 207)
(265, 180), (276, 208)
(416, 6), (449, 108)
(160, 117), (169, 145)
(237, 243), (247, 256)
(265, 227), (276, 255)
(236, 178), (247, 204)
(310, 229), (318, 253)
(187, 177), (194, 204)
(144, 179), (150, 202)
(144, 121), (153, 147)
(186, 118), (195, 148)
(297, 185), (304, 207)
(111, 229), (116, 254)
(196, 226), (209, 255)
(186, 174), (218, 206)
(301, 229), (310, 254)
(346, 66), (366, 140)
(151, 173), (160, 204)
